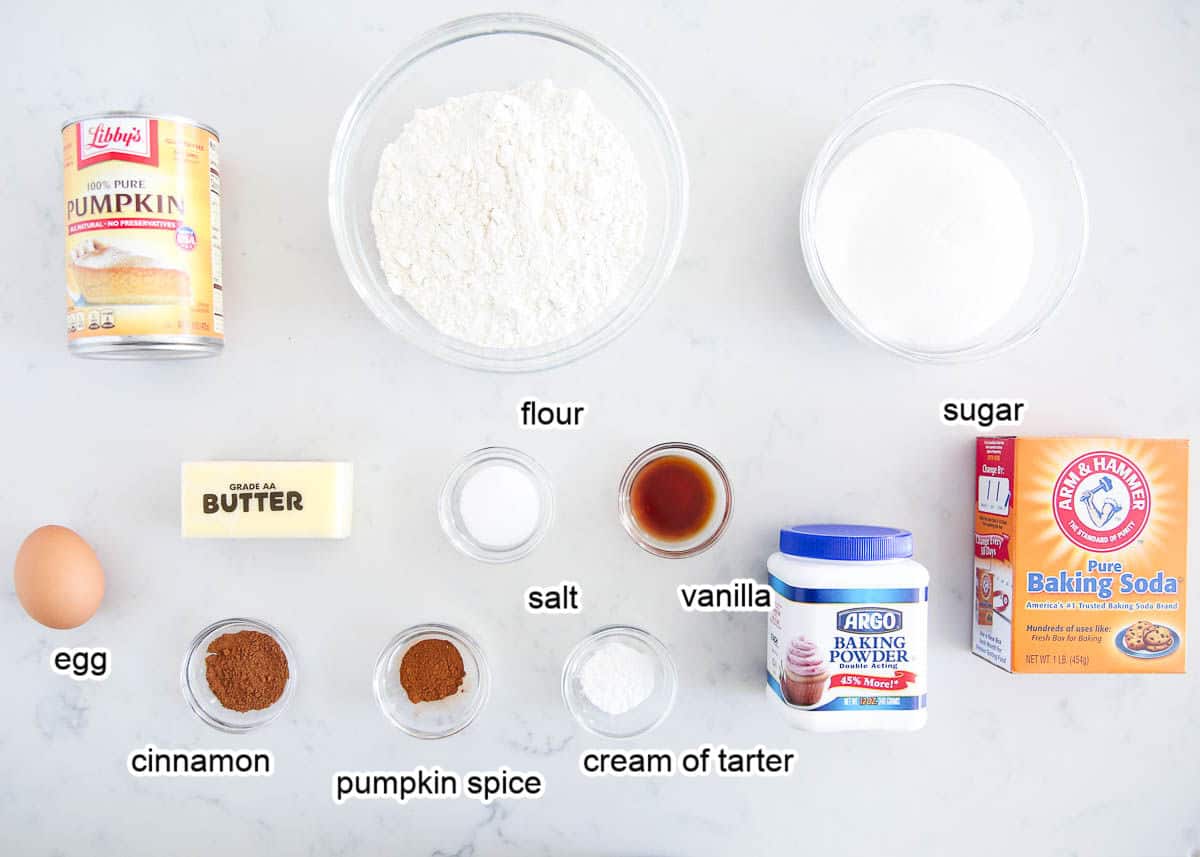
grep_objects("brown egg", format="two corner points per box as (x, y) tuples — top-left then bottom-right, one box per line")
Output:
(13, 525), (105, 629)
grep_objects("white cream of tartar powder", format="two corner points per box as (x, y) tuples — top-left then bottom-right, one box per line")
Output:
(814, 128), (1034, 350)
(766, 525), (928, 732)
(580, 640), (656, 716)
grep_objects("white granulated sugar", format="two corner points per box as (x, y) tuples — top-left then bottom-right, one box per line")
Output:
(814, 128), (1034, 350)
(580, 640), (656, 716)
(371, 80), (648, 349)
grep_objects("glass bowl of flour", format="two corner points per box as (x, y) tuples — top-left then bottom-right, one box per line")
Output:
(800, 81), (1088, 363)
(330, 13), (688, 372)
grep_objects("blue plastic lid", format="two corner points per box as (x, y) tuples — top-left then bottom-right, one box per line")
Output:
(779, 524), (913, 561)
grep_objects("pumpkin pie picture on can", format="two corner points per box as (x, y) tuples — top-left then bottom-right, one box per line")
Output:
(69, 238), (192, 305)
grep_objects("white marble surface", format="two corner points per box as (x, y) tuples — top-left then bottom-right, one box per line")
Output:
(2, 1), (1199, 854)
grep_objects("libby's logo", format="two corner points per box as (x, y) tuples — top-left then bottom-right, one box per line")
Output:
(836, 607), (902, 634)
(1052, 451), (1150, 552)
(76, 118), (158, 168)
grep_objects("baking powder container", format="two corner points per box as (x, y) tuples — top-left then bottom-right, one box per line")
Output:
(766, 525), (928, 732)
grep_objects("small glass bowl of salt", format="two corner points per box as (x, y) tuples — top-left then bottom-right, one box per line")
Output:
(439, 447), (555, 563)
(562, 625), (677, 739)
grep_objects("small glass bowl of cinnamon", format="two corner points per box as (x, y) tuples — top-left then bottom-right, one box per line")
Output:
(180, 617), (297, 733)
(373, 623), (490, 739)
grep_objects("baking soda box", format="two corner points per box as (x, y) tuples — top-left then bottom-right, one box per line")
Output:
(973, 437), (1188, 673)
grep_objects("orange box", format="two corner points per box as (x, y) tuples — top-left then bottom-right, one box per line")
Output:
(973, 437), (1188, 673)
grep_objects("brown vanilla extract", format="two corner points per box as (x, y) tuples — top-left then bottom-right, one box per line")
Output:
(629, 455), (716, 541)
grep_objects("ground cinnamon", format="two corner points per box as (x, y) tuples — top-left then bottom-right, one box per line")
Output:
(206, 630), (289, 712)
(399, 639), (465, 703)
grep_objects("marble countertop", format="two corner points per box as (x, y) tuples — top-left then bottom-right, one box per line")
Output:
(2, 1), (1198, 854)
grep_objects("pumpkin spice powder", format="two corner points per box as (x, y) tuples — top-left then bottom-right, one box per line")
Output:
(399, 638), (465, 703)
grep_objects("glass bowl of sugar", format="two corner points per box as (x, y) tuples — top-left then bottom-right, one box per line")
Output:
(800, 81), (1088, 363)
(330, 13), (688, 372)
(561, 625), (677, 739)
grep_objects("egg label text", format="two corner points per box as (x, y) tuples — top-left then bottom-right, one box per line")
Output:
(51, 646), (109, 680)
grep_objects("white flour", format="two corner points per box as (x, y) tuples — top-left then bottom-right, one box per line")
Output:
(814, 128), (1034, 350)
(371, 80), (648, 349)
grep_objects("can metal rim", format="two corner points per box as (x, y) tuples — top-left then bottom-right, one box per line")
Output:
(69, 334), (223, 359)
(61, 111), (219, 140)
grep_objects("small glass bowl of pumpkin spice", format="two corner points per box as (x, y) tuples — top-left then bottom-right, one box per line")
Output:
(373, 623), (490, 739)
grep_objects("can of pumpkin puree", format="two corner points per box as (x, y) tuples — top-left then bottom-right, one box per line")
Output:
(62, 112), (223, 358)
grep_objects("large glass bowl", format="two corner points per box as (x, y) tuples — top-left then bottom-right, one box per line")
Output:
(330, 13), (688, 372)
(799, 81), (1088, 363)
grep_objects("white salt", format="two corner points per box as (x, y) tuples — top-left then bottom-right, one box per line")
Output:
(457, 463), (541, 548)
(814, 128), (1034, 350)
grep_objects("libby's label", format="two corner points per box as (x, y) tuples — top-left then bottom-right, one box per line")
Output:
(766, 579), (928, 713)
(63, 115), (223, 344)
(76, 117), (158, 167)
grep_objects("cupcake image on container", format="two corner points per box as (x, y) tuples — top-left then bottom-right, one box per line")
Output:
(781, 636), (829, 707)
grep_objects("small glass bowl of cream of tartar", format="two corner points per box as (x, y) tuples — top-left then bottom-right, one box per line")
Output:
(439, 447), (555, 563)
(561, 625), (677, 739)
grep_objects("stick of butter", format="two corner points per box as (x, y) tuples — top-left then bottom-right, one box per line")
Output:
(181, 461), (353, 539)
